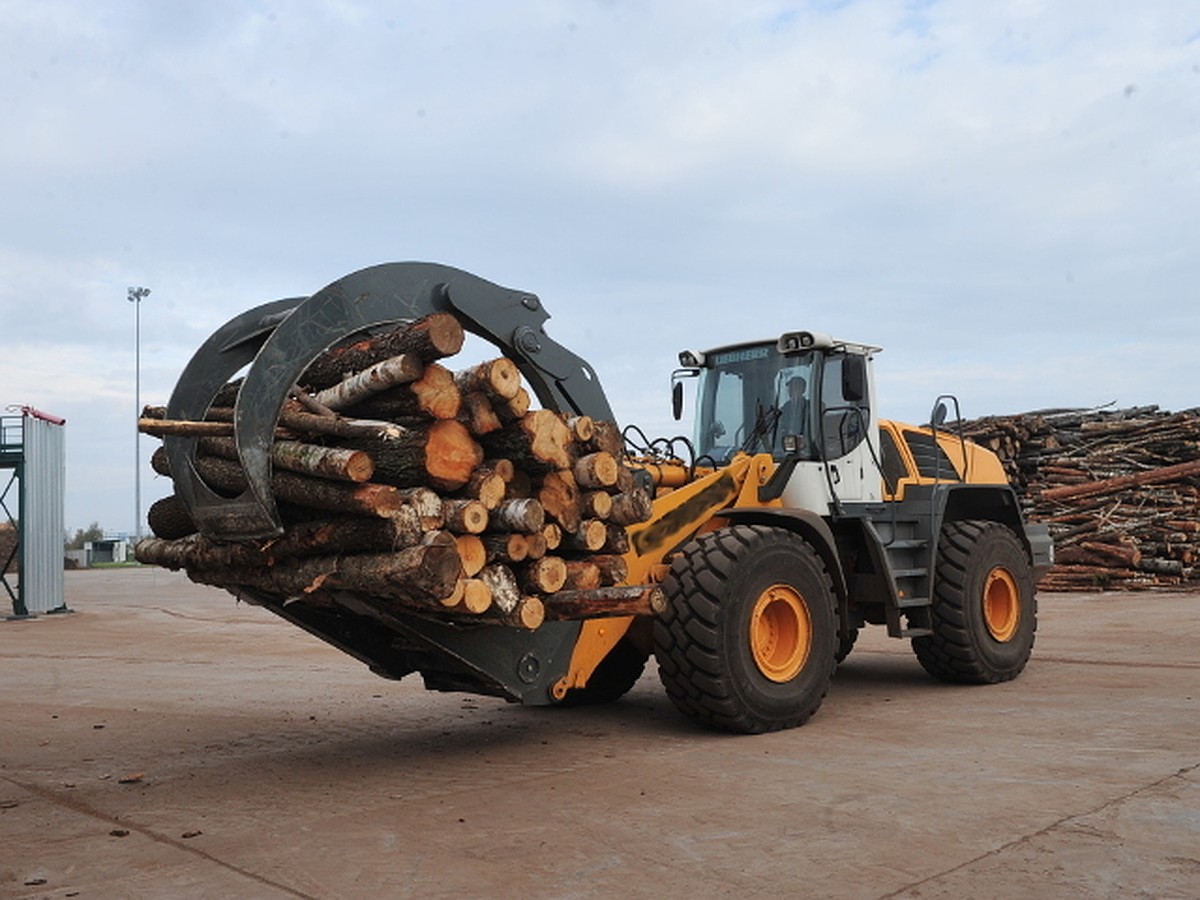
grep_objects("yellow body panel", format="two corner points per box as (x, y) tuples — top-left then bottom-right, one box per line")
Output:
(879, 419), (1009, 499)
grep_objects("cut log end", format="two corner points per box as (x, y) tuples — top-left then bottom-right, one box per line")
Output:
(424, 420), (484, 491)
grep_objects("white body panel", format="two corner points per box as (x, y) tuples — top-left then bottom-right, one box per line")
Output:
(780, 432), (883, 512)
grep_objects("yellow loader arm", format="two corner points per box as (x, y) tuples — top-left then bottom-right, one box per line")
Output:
(552, 453), (779, 698)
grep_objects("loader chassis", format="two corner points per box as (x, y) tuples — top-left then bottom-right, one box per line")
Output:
(155, 261), (1051, 733)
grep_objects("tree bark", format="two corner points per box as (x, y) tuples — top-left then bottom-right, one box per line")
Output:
(311, 353), (424, 411)
(540, 585), (666, 621)
(442, 498), (489, 534)
(454, 358), (521, 401)
(537, 470), (582, 533)
(139, 509), (431, 570)
(338, 363), (461, 421)
(353, 419), (483, 491)
(523, 530), (548, 560)
(135, 534), (263, 570)
(614, 464), (637, 494)
(138, 417), (234, 438)
(151, 446), (416, 519)
(333, 532), (464, 606)
(584, 553), (629, 586)
(460, 468), (507, 510)
(478, 564), (521, 613)
(488, 498), (546, 534)
(277, 404), (405, 442)
(603, 523), (631, 554)
(585, 419), (624, 456)
(458, 392), (502, 436)
(1039, 459), (1200, 502)
(392, 486), (444, 529)
(1079, 539), (1142, 566)
(147, 495), (196, 540)
(562, 560), (601, 591)
(300, 313), (465, 389)
(608, 488), (654, 526)
(272, 512), (427, 560)
(482, 533), (529, 564)
(199, 436), (374, 483)
(210, 532), (463, 609)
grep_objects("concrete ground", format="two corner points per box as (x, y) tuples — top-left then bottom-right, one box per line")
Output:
(1, 568), (1198, 899)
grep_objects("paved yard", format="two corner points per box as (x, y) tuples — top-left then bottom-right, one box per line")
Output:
(2, 569), (1198, 898)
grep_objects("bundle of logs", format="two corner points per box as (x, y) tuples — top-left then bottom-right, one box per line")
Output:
(135, 312), (661, 628)
(961, 405), (1200, 592)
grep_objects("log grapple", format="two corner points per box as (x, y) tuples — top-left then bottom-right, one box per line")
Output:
(166, 263), (612, 541)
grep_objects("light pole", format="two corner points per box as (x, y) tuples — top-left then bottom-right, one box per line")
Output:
(128, 286), (150, 541)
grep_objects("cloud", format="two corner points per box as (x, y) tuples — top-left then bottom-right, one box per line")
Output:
(1, 1), (1197, 533)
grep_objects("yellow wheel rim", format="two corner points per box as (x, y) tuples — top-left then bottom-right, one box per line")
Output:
(982, 566), (1020, 642)
(749, 584), (812, 682)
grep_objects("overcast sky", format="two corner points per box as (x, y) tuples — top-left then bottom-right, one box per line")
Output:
(2, 1), (1197, 536)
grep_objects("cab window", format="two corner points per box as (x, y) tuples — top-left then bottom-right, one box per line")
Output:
(818, 353), (870, 460)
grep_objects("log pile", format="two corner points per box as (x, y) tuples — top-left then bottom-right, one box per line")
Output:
(136, 312), (660, 627)
(0, 522), (15, 574)
(961, 405), (1200, 591)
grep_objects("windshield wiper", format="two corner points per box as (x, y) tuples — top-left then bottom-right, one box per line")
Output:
(741, 403), (782, 454)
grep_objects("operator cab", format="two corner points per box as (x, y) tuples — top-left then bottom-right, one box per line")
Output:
(674, 331), (883, 507)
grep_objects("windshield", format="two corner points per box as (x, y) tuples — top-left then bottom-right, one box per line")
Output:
(693, 344), (817, 463)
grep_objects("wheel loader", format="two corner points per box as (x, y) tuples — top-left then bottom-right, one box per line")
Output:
(153, 261), (1053, 734)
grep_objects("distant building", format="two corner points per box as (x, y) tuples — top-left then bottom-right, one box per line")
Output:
(82, 538), (132, 566)
(1, 407), (67, 616)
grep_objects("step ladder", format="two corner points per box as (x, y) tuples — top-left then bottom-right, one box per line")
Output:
(877, 524), (934, 638)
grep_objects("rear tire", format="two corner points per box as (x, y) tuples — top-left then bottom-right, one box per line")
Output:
(913, 519), (1037, 684)
(654, 524), (838, 733)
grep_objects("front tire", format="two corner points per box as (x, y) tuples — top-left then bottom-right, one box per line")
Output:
(835, 623), (859, 664)
(913, 519), (1037, 684)
(653, 524), (838, 733)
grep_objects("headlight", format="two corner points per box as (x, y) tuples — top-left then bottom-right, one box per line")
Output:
(778, 331), (833, 353)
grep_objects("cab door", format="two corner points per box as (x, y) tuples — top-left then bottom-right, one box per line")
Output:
(815, 352), (879, 504)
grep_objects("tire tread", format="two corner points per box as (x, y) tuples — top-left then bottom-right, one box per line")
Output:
(654, 524), (837, 733)
(913, 519), (1037, 684)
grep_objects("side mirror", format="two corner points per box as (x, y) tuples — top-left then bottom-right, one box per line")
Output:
(670, 367), (698, 421)
(931, 401), (948, 428)
(929, 394), (961, 430)
(842, 355), (867, 402)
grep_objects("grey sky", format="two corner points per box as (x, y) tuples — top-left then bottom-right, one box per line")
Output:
(2, 2), (1197, 535)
